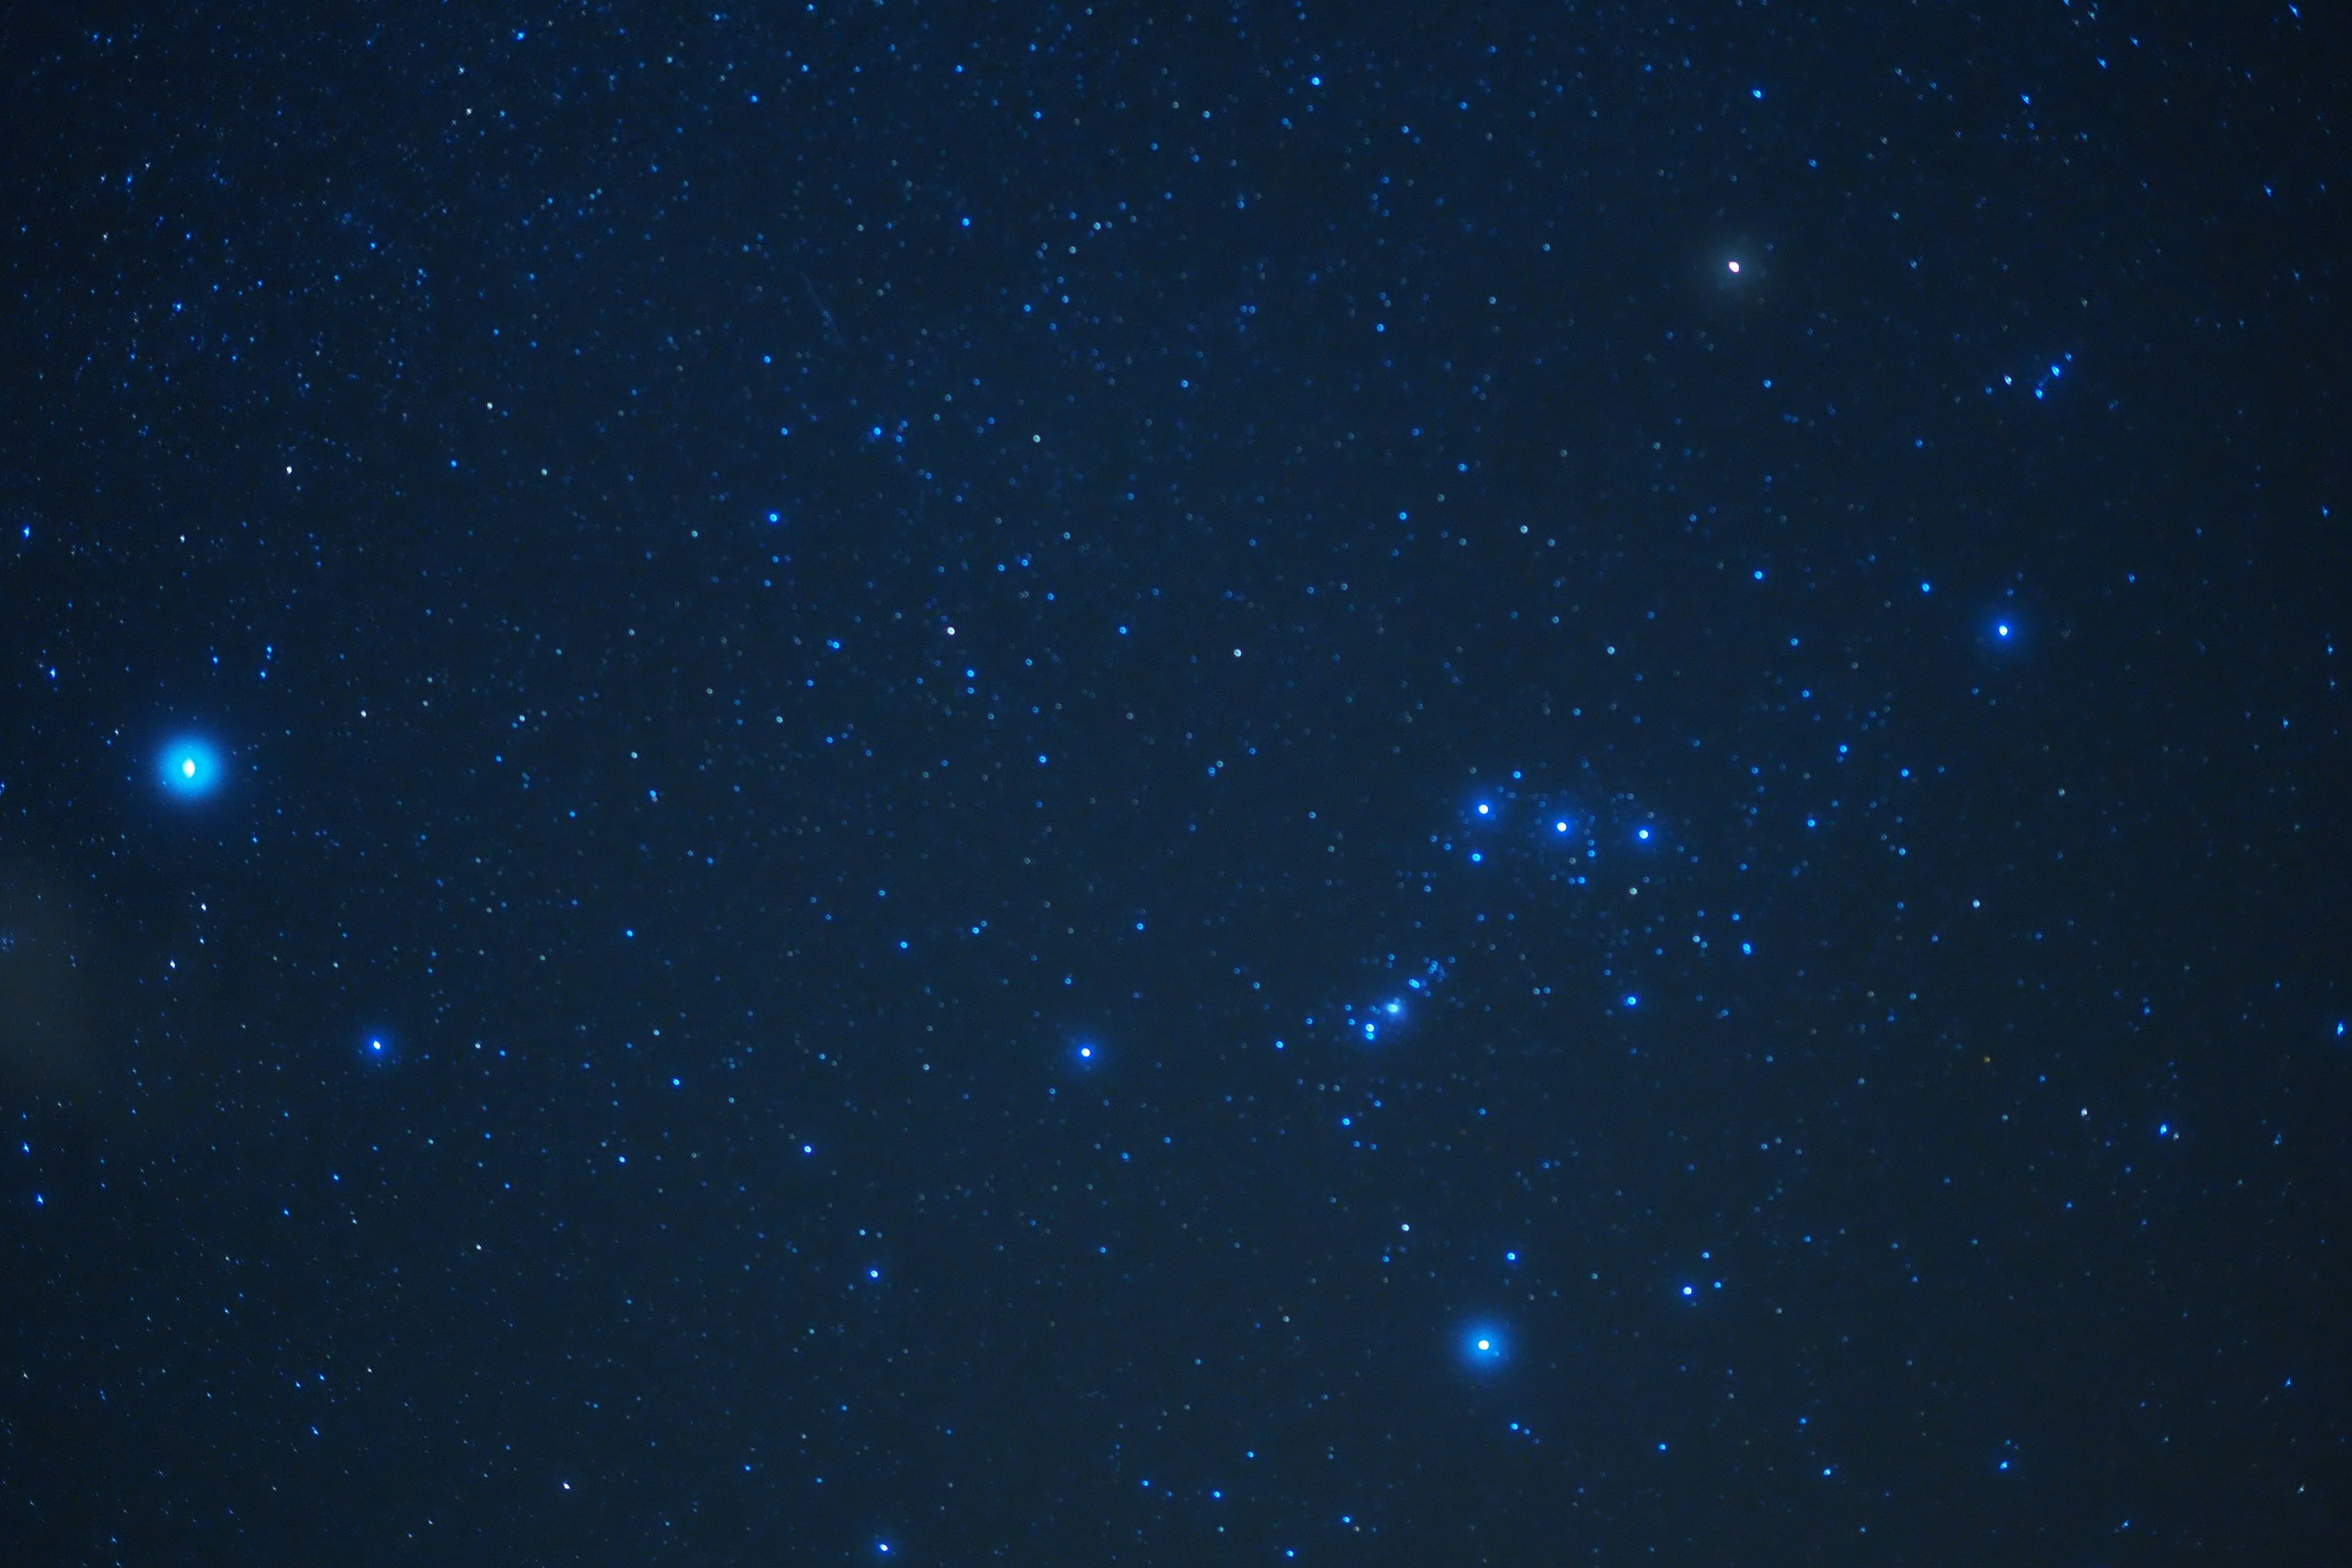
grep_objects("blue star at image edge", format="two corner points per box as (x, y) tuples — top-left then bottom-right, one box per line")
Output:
(158, 736), (224, 798)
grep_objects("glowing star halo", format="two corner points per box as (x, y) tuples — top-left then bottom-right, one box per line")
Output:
(1461, 1322), (1509, 1369)
(157, 736), (225, 799)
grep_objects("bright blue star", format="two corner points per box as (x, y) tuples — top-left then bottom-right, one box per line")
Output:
(157, 736), (224, 799)
(1996, 622), (2012, 638)
(1461, 1322), (1509, 1368)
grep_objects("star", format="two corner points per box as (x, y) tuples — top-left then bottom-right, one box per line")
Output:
(1461, 1322), (1509, 1369)
(157, 736), (224, 799)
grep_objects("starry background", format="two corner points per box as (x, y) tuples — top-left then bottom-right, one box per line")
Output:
(3, 1), (2348, 1562)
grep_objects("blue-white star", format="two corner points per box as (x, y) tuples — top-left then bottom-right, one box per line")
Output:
(158, 736), (224, 799)
(1461, 1322), (1509, 1368)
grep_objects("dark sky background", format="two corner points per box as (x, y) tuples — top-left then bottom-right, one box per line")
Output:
(4, 1), (2348, 1562)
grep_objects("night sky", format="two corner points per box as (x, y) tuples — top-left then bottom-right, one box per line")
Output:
(4, 1), (2348, 1562)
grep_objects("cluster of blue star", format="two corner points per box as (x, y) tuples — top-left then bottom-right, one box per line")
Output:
(1327, 971), (1436, 1045)
(1986, 349), (2075, 400)
(1458, 779), (1668, 871)
(1275, 776), (1708, 1388)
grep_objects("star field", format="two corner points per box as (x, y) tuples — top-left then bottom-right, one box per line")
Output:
(3, 1), (2349, 1563)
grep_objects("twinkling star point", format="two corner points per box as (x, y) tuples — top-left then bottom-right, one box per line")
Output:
(157, 735), (224, 799)
(1461, 1322), (1509, 1370)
